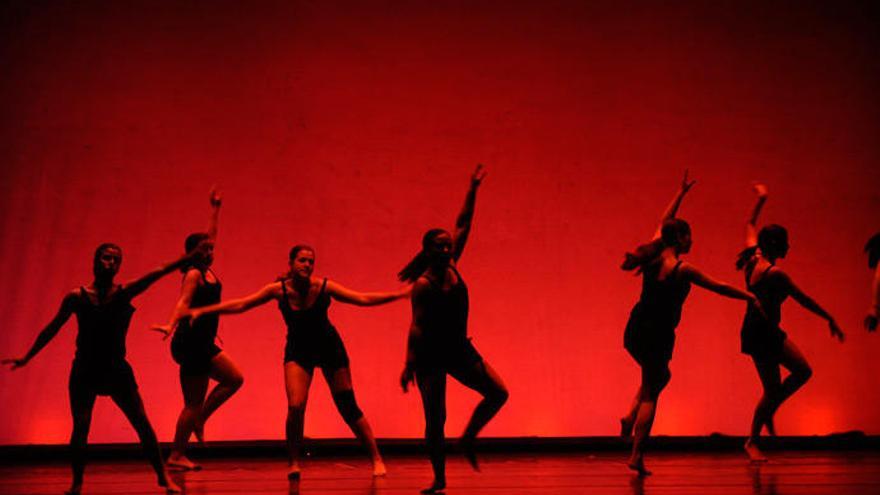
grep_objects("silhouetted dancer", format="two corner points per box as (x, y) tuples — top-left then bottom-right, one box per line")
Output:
(864, 232), (880, 332)
(186, 246), (409, 479)
(399, 165), (510, 494)
(737, 183), (844, 462)
(619, 171), (758, 476)
(151, 188), (243, 471)
(3, 243), (205, 494)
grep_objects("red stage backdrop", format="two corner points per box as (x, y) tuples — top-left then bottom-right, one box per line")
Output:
(1, 1), (878, 445)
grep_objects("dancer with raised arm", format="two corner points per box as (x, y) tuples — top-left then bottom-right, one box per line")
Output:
(619, 171), (758, 476)
(186, 248), (409, 479)
(151, 188), (244, 471)
(865, 233), (880, 332)
(399, 164), (509, 494)
(738, 183), (845, 462)
(2, 243), (204, 494)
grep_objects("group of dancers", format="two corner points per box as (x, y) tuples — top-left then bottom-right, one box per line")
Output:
(3, 166), (879, 494)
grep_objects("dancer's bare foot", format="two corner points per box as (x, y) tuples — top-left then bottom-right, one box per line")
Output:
(286, 464), (302, 480)
(167, 454), (202, 471)
(158, 474), (182, 493)
(627, 455), (652, 476)
(744, 439), (768, 463)
(460, 436), (480, 472)
(64, 480), (82, 495)
(420, 478), (446, 494)
(372, 459), (387, 477)
(620, 417), (634, 438)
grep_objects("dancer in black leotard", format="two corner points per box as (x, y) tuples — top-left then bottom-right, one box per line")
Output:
(186, 246), (409, 479)
(151, 188), (243, 471)
(399, 165), (509, 494)
(619, 171), (758, 476)
(738, 183), (845, 462)
(865, 233), (880, 332)
(3, 243), (204, 494)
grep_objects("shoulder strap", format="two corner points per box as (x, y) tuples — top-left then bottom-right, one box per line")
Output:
(281, 278), (289, 297)
(320, 278), (328, 295)
(671, 260), (684, 278)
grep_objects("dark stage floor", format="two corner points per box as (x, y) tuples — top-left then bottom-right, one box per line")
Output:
(2, 451), (879, 494)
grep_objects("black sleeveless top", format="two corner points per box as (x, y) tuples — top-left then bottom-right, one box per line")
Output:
(624, 260), (691, 363)
(176, 269), (222, 341)
(637, 260), (690, 327)
(420, 266), (470, 346)
(741, 261), (788, 357)
(744, 263), (786, 327)
(73, 285), (135, 365)
(278, 278), (335, 341)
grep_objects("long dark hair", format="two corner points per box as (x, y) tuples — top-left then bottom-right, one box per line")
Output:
(181, 232), (210, 273)
(866, 232), (880, 269)
(621, 219), (690, 273)
(399, 229), (448, 283)
(736, 224), (788, 270)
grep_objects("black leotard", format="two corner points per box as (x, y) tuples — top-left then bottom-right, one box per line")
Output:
(624, 260), (691, 365)
(70, 286), (138, 396)
(278, 278), (349, 371)
(740, 262), (788, 360)
(415, 265), (482, 373)
(171, 269), (223, 376)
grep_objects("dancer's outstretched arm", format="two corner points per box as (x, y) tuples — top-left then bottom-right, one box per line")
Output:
(3, 293), (77, 369)
(400, 278), (430, 392)
(746, 183), (768, 248)
(653, 169), (696, 240)
(779, 271), (845, 341)
(150, 190), (222, 338)
(189, 283), (281, 321)
(452, 164), (487, 262)
(121, 249), (201, 300)
(326, 280), (410, 307)
(207, 187), (222, 242)
(151, 270), (201, 339)
(680, 263), (758, 303)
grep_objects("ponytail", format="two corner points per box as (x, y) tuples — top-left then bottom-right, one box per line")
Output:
(622, 218), (691, 273)
(621, 238), (665, 273)
(735, 246), (759, 271)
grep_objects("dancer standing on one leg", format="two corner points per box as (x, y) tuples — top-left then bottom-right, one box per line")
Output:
(2, 243), (204, 494)
(864, 233), (880, 332)
(151, 188), (244, 471)
(185, 247), (409, 479)
(738, 183), (845, 462)
(619, 171), (758, 476)
(399, 164), (510, 494)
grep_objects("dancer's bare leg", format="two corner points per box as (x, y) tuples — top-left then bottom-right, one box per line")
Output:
(748, 340), (812, 462)
(169, 372), (209, 470)
(111, 388), (180, 493)
(284, 362), (313, 479)
(449, 360), (509, 471)
(416, 370), (447, 494)
(198, 352), (244, 440)
(324, 367), (386, 476)
(621, 386), (642, 438)
(628, 362), (670, 476)
(67, 388), (97, 495)
(768, 340), (812, 421)
(746, 358), (779, 463)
